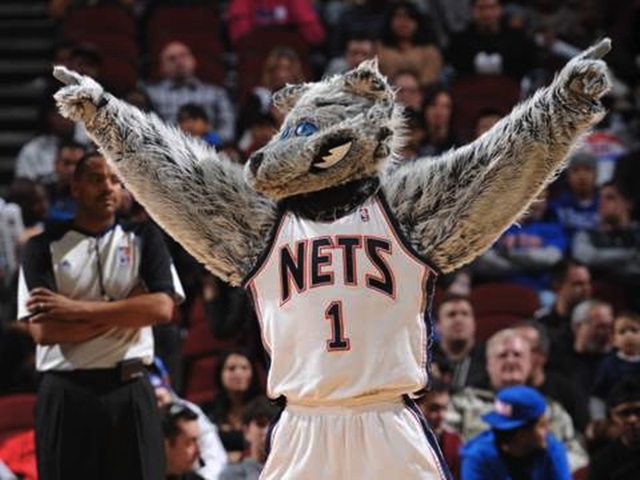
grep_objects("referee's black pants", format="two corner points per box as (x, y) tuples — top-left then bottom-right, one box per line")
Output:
(35, 368), (164, 480)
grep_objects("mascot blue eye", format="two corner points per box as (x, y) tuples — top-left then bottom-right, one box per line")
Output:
(295, 122), (318, 137)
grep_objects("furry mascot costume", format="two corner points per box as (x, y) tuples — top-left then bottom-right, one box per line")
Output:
(53, 39), (611, 479)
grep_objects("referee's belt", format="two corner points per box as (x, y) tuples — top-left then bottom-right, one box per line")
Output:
(45, 358), (147, 385)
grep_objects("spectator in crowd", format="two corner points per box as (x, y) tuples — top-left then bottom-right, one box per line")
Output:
(219, 395), (281, 480)
(549, 299), (615, 399)
(461, 385), (571, 480)
(14, 96), (77, 183)
(45, 140), (85, 221)
(416, 381), (463, 480)
(417, 86), (458, 157)
(513, 320), (590, 433)
(226, 0), (326, 48)
(149, 358), (227, 480)
(432, 294), (487, 390)
(177, 103), (223, 148)
(202, 348), (264, 452)
(238, 112), (278, 161)
(535, 258), (592, 336)
(548, 151), (601, 238)
(162, 402), (206, 480)
(0, 427), (36, 480)
(236, 46), (303, 146)
(323, 31), (376, 77)
(17, 153), (184, 479)
(447, 0), (537, 81)
(471, 188), (567, 299)
(390, 69), (424, 116)
(446, 328), (588, 472)
(144, 41), (235, 143)
(613, 149), (640, 221)
(572, 181), (640, 309)
(589, 377), (640, 480)
(592, 312), (640, 401)
(376, 1), (443, 88)
(5, 178), (49, 250)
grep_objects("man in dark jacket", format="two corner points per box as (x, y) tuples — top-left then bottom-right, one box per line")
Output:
(589, 377), (640, 480)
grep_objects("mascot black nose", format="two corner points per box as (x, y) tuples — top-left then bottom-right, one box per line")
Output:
(249, 152), (263, 175)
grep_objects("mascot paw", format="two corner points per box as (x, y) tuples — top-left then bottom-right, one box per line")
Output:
(566, 58), (610, 100)
(560, 38), (612, 103)
(52, 66), (105, 123)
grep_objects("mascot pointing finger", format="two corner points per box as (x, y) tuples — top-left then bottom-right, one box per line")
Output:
(53, 39), (612, 479)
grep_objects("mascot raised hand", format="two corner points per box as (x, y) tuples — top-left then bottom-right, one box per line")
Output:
(53, 39), (611, 480)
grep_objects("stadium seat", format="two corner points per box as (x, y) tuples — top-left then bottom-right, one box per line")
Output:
(451, 75), (521, 142)
(99, 56), (138, 95)
(181, 294), (240, 403)
(0, 393), (36, 437)
(572, 466), (588, 480)
(592, 280), (629, 313)
(62, 33), (139, 62)
(181, 295), (239, 359)
(62, 5), (135, 37)
(146, 4), (221, 40)
(183, 355), (218, 405)
(469, 282), (540, 341)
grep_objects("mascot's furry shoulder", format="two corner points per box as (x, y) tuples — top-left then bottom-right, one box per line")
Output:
(53, 40), (611, 286)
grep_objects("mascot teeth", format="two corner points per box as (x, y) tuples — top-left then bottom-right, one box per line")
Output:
(314, 141), (353, 170)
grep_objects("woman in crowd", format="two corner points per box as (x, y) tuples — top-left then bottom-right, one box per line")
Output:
(376, 1), (443, 88)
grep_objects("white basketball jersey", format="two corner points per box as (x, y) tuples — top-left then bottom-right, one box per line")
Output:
(245, 193), (438, 404)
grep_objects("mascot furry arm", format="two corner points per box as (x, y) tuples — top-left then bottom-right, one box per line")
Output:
(52, 39), (611, 283)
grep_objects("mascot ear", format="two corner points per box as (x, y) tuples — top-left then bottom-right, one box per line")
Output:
(343, 58), (393, 100)
(272, 83), (311, 114)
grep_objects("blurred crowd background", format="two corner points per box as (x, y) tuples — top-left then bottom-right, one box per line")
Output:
(0, 0), (639, 479)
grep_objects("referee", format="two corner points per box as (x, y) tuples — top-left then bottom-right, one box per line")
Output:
(17, 152), (184, 480)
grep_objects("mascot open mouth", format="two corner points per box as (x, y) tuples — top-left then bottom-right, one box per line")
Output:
(310, 137), (353, 173)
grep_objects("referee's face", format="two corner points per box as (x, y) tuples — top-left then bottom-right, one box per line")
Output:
(72, 155), (122, 221)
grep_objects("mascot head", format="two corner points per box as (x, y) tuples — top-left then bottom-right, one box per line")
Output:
(244, 60), (406, 201)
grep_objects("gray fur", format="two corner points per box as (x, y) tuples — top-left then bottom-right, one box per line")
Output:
(52, 40), (611, 284)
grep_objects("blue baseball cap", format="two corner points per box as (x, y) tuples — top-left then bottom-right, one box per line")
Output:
(482, 386), (547, 431)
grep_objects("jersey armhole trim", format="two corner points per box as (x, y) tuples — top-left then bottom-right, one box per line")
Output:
(242, 209), (287, 289)
(374, 192), (442, 277)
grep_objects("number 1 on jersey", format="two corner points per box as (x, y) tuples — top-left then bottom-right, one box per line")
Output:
(325, 301), (351, 351)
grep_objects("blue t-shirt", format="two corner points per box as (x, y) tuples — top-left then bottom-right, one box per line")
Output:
(461, 430), (571, 480)
(548, 191), (599, 236)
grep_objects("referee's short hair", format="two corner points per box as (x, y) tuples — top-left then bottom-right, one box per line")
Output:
(73, 151), (104, 180)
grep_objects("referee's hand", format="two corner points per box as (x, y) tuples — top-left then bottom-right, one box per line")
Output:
(26, 288), (86, 323)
